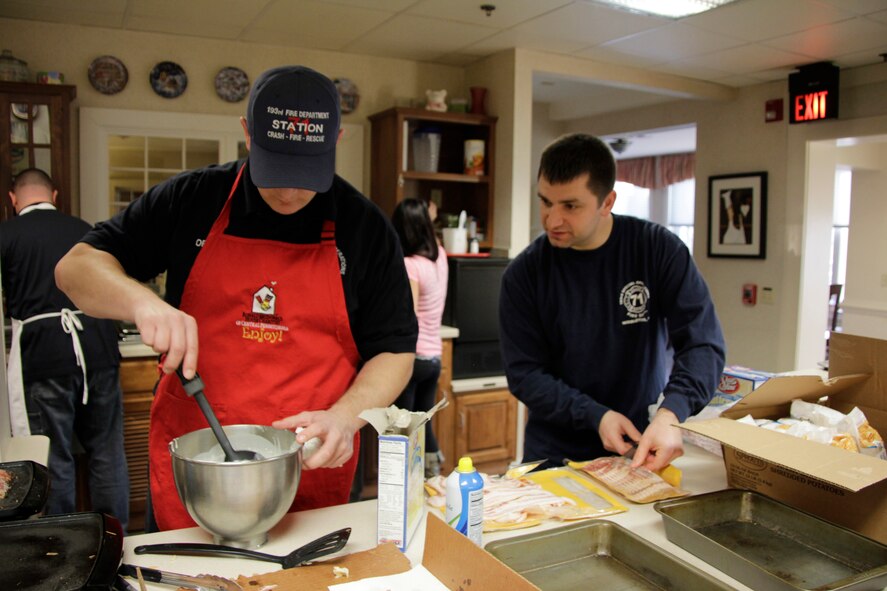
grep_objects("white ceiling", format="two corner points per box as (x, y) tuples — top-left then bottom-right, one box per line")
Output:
(2, 0), (886, 152)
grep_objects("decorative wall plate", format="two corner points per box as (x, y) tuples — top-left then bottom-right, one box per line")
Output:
(88, 55), (129, 95)
(214, 66), (249, 102)
(334, 78), (360, 114)
(149, 61), (188, 99)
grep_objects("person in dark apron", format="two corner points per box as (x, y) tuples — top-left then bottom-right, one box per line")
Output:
(55, 66), (417, 530)
(2, 168), (129, 529)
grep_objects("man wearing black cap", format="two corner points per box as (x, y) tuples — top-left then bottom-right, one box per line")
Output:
(56, 66), (417, 531)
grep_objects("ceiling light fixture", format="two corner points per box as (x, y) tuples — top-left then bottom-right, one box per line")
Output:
(609, 138), (631, 154)
(480, 4), (496, 17)
(590, 0), (739, 19)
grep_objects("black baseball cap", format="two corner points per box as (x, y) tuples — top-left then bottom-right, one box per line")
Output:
(246, 65), (340, 192)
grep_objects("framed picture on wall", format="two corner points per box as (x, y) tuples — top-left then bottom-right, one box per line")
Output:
(708, 171), (767, 259)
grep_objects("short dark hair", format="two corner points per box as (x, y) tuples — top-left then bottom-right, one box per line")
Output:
(12, 168), (55, 193)
(392, 198), (439, 261)
(538, 133), (616, 203)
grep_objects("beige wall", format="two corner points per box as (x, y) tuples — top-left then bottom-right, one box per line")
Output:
(1, 17), (465, 207)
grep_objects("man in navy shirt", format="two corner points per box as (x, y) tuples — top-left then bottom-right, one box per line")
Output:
(499, 133), (725, 471)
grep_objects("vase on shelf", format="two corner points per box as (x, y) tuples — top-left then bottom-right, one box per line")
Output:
(469, 86), (487, 115)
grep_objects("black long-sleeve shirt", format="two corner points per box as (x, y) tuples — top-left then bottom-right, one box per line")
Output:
(499, 215), (725, 465)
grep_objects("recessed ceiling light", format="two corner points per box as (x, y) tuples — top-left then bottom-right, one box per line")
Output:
(589, 0), (740, 19)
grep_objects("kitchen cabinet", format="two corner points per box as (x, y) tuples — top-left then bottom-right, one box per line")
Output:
(435, 383), (517, 476)
(369, 107), (497, 249)
(118, 358), (157, 532)
(74, 356), (155, 532)
(0, 81), (76, 221)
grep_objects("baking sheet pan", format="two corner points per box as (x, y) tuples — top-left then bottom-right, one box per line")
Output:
(485, 520), (734, 590)
(0, 512), (124, 590)
(654, 489), (887, 591)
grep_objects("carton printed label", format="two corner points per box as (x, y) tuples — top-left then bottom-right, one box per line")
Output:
(733, 449), (768, 471)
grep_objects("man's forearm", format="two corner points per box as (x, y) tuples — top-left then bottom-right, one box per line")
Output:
(55, 242), (155, 321)
(330, 351), (415, 423)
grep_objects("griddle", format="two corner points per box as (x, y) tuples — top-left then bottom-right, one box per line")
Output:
(0, 512), (124, 590)
(0, 460), (50, 520)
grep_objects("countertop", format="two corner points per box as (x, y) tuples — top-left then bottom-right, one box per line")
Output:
(121, 444), (755, 590)
(120, 325), (460, 359)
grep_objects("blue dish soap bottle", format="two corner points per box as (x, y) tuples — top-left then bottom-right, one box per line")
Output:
(444, 456), (484, 546)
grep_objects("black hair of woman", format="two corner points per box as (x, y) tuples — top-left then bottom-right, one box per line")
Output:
(392, 198), (440, 261)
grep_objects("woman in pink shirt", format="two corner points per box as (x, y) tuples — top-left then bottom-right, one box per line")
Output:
(392, 198), (448, 477)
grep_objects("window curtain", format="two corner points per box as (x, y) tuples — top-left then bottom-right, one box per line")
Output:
(616, 153), (695, 189)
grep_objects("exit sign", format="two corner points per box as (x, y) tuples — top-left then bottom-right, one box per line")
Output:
(789, 62), (839, 124)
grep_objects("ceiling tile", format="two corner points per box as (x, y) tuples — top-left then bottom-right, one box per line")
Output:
(240, 0), (392, 50)
(763, 17), (887, 60)
(655, 61), (733, 80)
(126, 0), (271, 39)
(600, 22), (746, 62)
(678, 43), (816, 74)
(0, 0), (127, 27)
(343, 14), (496, 62)
(832, 46), (887, 67)
(467, 26), (588, 55)
(815, 0), (887, 16)
(685, 0), (857, 42)
(509, 2), (666, 49)
(315, 0), (414, 10)
(867, 8), (887, 24)
(405, 0), (572, 28)
(573, 45), (665, 69)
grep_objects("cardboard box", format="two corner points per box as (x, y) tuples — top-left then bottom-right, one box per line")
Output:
(423, 512), (539, 590)
(684, 365), (773, 456)
(361, 400), (446, 551)
(681, 333), (887, 544)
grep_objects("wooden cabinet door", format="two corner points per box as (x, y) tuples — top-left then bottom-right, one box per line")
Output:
(454, 388), (516, 474)
(119, 359), (159, 532)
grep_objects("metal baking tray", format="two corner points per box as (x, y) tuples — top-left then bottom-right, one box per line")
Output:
(654, 489), (887, 591)
(484, 520), (734, 590)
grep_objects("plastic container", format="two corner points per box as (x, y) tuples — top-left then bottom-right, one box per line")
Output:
(412, 129), (442, 173)
(445, 456), (484, 546)
(464, 140), (485, 175)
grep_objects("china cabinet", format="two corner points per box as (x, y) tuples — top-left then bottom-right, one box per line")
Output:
(0, 81), (76, 220)
(369, 107), (497, 249)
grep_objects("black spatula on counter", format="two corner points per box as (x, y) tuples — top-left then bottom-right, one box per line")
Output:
(134, 527), (352, 568)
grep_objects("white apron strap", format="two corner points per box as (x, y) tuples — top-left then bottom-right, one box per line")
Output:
(7, 309), (90, 418)
(7, 317), (30, 436)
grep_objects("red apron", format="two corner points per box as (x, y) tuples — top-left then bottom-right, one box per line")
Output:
(149, 165), (361, 531)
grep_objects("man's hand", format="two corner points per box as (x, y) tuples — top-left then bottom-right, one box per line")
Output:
(632, 408), (684, 471)
(598, 410), (642, 457)
(272, 409), (361, 470)
(133, 299), (199, 378)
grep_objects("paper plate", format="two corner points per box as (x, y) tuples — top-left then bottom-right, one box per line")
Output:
(214, 66), (250, 103)
(88, 55), (128, 95)
(150, 61), (188, 99)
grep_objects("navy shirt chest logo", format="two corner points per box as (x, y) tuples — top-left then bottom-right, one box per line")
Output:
(619, 281), (650, 325)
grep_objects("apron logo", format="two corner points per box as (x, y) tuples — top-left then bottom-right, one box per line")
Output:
(235, 283), (289, 345)
(620, 281), (650, 325)
(253, 284), (276, 314)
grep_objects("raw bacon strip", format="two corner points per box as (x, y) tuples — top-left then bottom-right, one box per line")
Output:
(578, 456), (688, 504)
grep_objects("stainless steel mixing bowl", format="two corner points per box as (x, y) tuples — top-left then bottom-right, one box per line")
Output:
(169, 425), (302, 548)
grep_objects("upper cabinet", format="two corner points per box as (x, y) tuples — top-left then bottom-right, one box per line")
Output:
(0, 82), (76, 220)
(369, 107), (497, 249)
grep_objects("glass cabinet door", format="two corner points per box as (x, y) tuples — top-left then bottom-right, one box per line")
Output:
(0, 82), (76, 221)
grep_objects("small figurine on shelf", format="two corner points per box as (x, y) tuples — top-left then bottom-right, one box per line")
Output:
(425, 89), (447, 112)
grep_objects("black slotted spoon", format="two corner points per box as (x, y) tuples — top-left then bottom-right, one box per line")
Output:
(134, 527), (352, 568)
